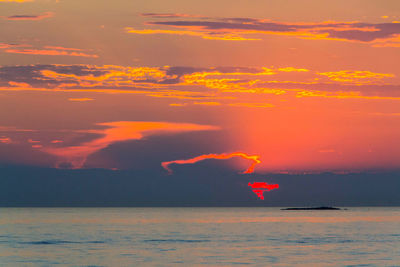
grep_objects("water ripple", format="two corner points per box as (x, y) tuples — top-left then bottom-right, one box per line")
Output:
(144, 239), (211, 243)
(20, 240), (105, 245)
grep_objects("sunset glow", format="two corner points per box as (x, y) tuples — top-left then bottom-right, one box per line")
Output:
(2, 2), (400, 266)
(161, 152), (261, 174)
(0, 0), (399, 196)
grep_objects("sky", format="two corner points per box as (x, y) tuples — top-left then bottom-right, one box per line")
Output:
(0, 0), (400, 204)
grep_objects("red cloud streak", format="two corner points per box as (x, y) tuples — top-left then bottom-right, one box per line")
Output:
(161, 152), (261, 174)
(248, 182), (279, 200)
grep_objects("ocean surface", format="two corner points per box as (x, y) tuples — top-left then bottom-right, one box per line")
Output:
(0, 207), (399, 266)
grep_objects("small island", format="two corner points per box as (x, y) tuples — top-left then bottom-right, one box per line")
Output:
(281, 206), (342, 210)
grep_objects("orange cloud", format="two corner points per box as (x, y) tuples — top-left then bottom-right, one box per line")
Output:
(5, 48), (98, 58)
(0, 0), (33, 2)
(140, 17), (400, 46)
(39, 65), (168, 88)
(295, 90), (400, 100)
(44, 46), (83, 51)
(8, 81), (31, 88)
(318, 70), (395, 84)
(125, 27), (260, 41)
(41, 121), (219, 169)
(278, 67), (309, 72)
(169, 103), (188, 107)
(0, 136), (12, 144)
(1, 64), (399, 102)
(193, 101), (221, 106)
(0, 126), (34, 132)
(0, 43), (26, 49)
(372, 40), (400, 47)
(161, 152), (261, 174)
(68, 98), (94, 102)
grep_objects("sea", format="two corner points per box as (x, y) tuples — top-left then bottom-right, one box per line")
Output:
(0, 207), (399, 266)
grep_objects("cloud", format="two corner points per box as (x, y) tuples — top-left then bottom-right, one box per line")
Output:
(318, 70), (395, 83)
(5, 49), (98, 58)
(0, 44), (97, 58)
(0, 136), (12, 144)
(294, 90), (400, 100)
(0, 64), (399, 102)
(169, 103), (188, 107)
(5, 12), (53, 21)
(40, 121), (219, 169)
(248, 182), (279, 200)
(125, 27), (260, 41)
(193, 101), (221, 106)
(130, 14), (400, 46)
(141, 13), (204, 18)
(68, 98), (94, 102)
(161, 152), (280, 200)
(161, 152), (261, 174)
(0, 0), (34, 2)
(0, 126), (35, 132)
(278, 67), (309, 72)
(0, 43), (25, 49)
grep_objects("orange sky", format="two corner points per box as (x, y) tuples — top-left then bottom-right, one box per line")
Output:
(0, 0), (399, 173)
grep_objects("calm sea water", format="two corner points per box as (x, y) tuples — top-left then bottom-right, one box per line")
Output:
(0, 207), (399, 266)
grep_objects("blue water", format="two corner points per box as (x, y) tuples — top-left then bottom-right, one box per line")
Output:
(0, 207), (399, 266)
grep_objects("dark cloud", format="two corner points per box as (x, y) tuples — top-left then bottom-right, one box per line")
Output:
(325, 23), (400, 42)
(7, 15), (39, 19)
(0, 64), (263, 89)
(0, 64), (398, 99)
(145, 17), (400, 42)
(5, 12), (53, 21)
(0, 65), (108, 87)
(1, 164), (399, 206)
(84, 130), (230, 170)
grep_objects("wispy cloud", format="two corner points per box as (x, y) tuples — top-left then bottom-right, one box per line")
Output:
(41, 121), (220, 169)
(317, 70), (395, 84)
(125, 27), (260, 41)
(161, 152), (261, 174)
(0, 43), (98, 58)
(68, 98), (94, 102)
(0, 136), (12, 144)
(0, 0), (34, 2)
(129, 14), (400, 46)
(193, 101), (221, 106)
(5, 12), (54, 21)
(141, 13), (205, 19)
(5, 48), (97, 58)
